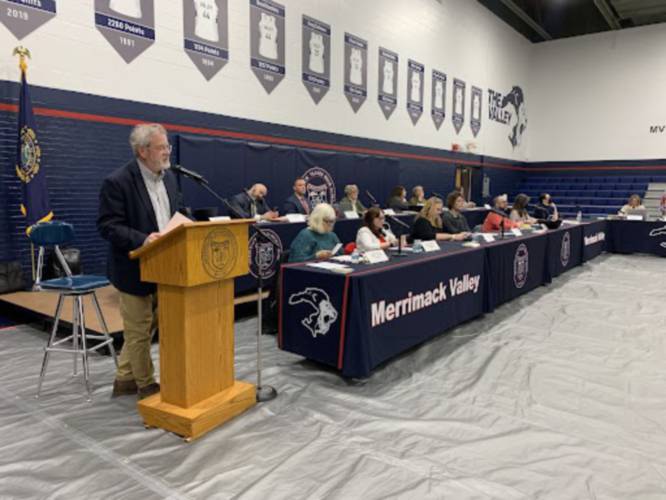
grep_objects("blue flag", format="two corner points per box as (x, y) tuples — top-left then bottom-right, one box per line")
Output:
(15, 68), (52, 229)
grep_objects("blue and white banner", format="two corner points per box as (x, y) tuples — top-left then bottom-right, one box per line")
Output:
(301, 15), (331, 104)
(470, 86), (482, 137)
(183, 0), (229, 81)
(406, 59), (424, 125)
(344, 33), (367, 113)
(0, 0), (57, 39)
(95, 0), (155, 64)
(452, 78), (466, 134)
(250, 0), (285, 94)
(377, 47), (398, 119)
(431, 69), (446, 130)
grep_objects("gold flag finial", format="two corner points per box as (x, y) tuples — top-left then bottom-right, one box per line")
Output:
(13, 46), (31, 73)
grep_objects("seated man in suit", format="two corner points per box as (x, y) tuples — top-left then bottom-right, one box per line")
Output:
(97, 123), (180, 400)
(229, 183), (279, 220)
(283, 177), (310, 215)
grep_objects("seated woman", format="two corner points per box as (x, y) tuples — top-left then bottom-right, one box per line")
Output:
(288, 203), (341, 262)
(356, 207), (397, 252)
(408, 185), (425, 206)
(618, 194), (646, 215)
(661, 191), (666, 218)
(509, 194), (537, 225)
(482, 194), (521, 232)
(441, 191), (471, 234)
(387, 185), (410, 212)
(410, 197), (470, 242)
(338, 184), (366, 216)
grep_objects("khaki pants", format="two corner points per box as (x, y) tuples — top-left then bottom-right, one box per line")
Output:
(116, 292), (157, 388)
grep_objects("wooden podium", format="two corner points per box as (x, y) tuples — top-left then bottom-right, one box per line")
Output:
(130, 220), (256, 441)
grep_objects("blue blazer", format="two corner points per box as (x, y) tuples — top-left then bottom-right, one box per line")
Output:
(283, 194), (309, 215)
(97, 160), (179, 296)
(229, 192), (270, 218)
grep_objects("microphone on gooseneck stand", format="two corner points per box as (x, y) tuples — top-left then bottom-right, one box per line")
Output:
(384, 213), (410, 258)
(170, 164), (208, 185)
(365, 190), (380, 207)
(432, 192), (445, 200)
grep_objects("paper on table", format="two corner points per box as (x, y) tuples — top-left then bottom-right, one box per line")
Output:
(162, 212), (192, 235)
(306, 262), (352, 272)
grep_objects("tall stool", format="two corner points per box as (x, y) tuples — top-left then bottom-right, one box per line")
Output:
(30, 221), (118, 401)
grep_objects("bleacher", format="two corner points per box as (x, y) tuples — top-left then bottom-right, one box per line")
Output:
(513, 175), (666, 218)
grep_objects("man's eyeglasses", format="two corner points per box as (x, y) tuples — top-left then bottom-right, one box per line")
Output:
(150, 144), (173, 153)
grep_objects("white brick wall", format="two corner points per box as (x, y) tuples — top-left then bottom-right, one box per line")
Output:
(0, 0), (532, 160)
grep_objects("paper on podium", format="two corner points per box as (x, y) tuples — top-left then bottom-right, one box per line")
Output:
(162, 212), (192, 235)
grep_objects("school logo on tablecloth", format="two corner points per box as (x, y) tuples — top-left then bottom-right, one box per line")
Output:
(302, 166), (336, 208)
(288, 287), (339, 337)
(248, 229), (282, 279)
(560, 232), (571, 267)
(513, 243), (529, 289)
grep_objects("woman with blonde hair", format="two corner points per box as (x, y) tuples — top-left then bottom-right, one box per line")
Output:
(410, 197), (469, 242)
(289, 203), (341, 262)
(618, 194), (646, 215)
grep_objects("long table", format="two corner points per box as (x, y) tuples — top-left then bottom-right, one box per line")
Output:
(606, 219), (666, 257)
(237, 209), (488, 295)
(279, 221), (610, 378)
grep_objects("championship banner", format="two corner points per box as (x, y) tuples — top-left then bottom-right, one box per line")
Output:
(0, 0), (56, 39)
(183, 0), (229, 81)
(250, 0), (285, 94)
(470, 85), (482, 137)
(95, 0), (155, 64)
(301, 15), (331, 104)
(14, 50), (53, 229)
(431, 69), (446, 130)
(452, 78), (465, 134)
(343, 32), (367, 113)
(406, 59), (424, 125)
(377, 47), (398, 119)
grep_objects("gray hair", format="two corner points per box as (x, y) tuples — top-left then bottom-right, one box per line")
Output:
(308, 203), (336, 234)
(129, 123), (167, 156)
(344, 184), (358, 196)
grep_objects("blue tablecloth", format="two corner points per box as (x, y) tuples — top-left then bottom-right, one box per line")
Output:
(607, 220), (666, 257)
(237, 210), (488, 295)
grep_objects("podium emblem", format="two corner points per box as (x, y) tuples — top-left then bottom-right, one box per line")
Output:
(202, 228), (238, 279)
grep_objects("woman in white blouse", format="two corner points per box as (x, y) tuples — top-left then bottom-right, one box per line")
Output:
(356, 207), (397, 252)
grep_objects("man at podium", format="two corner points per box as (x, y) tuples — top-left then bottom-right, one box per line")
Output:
(97, 123), (179, 400)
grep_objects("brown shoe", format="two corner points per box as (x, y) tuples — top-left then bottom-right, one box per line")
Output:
(138, 382), (160, 400)
(112, 379), (137, 397)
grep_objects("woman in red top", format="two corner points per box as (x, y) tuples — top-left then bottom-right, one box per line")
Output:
(482, 194), (521, 232)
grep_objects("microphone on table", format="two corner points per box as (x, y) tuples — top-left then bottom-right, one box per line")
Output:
(365, 190), (380, 207)
(170, 164), (208, 185)
(432, 192), (445, 200)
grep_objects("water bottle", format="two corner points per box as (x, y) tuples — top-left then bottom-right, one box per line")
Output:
(576, 210), (582, 223)
(351, 248), (360, 264)
(413, 239), (423, 253)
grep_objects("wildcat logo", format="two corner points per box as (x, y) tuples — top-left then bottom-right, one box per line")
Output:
(513, 243), (529, 289)
(488, 86), (528, 149)
(249, 229), (283, 279)
(560, 232), (571, 267)
(648, 225), (666, 248)
(202, 228), (238, 279)
(288, 287), (338, 337)
(302, 166), (336, 208)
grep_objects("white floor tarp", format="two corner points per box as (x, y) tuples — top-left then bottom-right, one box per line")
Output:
(0, 254), (664, 499)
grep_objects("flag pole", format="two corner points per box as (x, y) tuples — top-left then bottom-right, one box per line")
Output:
(14, 46), (34, 280)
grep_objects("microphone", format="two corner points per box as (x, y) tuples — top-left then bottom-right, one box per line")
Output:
(171, 164), (208, 185)
(385, 213), (410, 229)
(432, 192), (445, 200)
(365, 190), (379, 206)
(489, 207), (511, 218)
